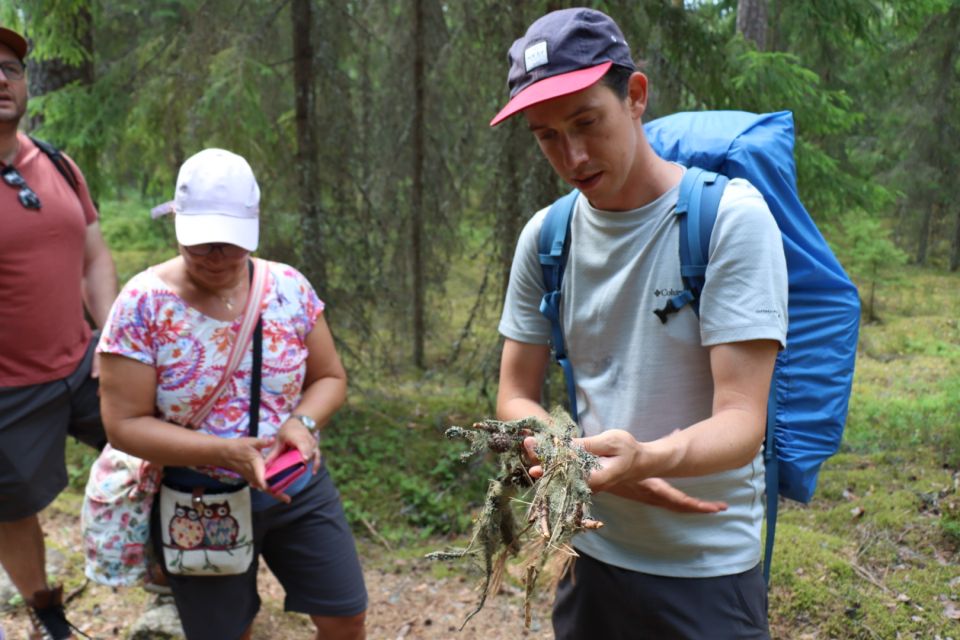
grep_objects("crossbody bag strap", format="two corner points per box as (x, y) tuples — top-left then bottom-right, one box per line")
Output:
(187, 258), (269, 428)
(248, 316), (262, 438)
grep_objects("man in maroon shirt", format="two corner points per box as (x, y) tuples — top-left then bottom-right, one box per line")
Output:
(0, 26), (116, 640)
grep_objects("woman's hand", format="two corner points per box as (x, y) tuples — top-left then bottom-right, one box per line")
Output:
(267, 418), (320, 471)
(219, 436), (276, 491)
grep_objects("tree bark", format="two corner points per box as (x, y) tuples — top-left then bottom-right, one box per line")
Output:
(915, 201), (933, 265)
(24, 5), (97, 194)
(26, 7), (94, 125)
(919, 6), (959, 266)
(737, 0), (769, 51)
(411, 0), (427, 369)
(951, 206), (960, 272)
(292, 0), (326, 287)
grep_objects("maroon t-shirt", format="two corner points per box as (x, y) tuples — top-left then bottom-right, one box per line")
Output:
(0, 132), (98, 386)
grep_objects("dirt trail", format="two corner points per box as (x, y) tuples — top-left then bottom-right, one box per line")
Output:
(1, 509), (554, 639)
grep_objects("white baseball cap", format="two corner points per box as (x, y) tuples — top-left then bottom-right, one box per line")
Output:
(169, 148), (260, 252)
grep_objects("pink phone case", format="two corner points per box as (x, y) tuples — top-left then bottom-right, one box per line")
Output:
(265, 449), (307, 493)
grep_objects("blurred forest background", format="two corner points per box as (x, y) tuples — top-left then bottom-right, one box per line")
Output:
(1, 0), (957, 380)
(2, 1), (960, 637)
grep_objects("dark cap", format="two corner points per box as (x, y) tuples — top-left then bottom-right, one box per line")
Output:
(490, 8), (635, 127)
(0, 26), (28, 60)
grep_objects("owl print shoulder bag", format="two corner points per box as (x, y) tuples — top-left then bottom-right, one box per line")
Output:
(82, 259), (270, 585)
(158, 259), (267, 576)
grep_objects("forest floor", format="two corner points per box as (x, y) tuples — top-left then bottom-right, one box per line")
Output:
(0, 498), (555, 640)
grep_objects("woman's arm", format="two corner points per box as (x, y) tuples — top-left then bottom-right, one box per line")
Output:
(99, 353), (275, 490)
(269, 313), (347, 468)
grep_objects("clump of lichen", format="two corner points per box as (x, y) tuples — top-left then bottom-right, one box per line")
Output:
(427, 406), (601, 629)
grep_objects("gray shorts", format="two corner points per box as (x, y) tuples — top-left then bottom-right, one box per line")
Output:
(153, 467), (367, 640)
(0, 337), (104, 521)
(553, 551), (769, 640)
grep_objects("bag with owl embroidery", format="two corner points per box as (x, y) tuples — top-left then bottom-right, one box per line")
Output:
(82, 258), (270, 585)
(158, 482), (255, 576)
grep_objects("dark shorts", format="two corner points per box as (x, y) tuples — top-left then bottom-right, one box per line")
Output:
(553, 551), (769, 640)
(153, 467), (368, 640)
(0, 337), (105, 521)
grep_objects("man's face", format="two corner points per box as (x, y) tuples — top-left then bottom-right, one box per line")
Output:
(0, 43), (27, 125)
(523, 78), (644, 211)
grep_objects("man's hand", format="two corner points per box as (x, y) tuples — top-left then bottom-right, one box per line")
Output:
(524, 430), (727, 514)
(523, 429), (638, 488)
(607, 477), (727, 513)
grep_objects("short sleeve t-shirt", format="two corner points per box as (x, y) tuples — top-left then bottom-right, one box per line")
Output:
(97, 260), (323, 482)
(499, 175), (788, 577)
(0, 132), (99, 386)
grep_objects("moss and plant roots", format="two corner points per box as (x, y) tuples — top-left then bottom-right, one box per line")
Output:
(427, 407), (602, 629)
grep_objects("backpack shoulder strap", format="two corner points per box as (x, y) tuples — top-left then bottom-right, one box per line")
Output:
(763, 386), (779, 585)
(538, 188), (580, 421)
(664, 167), (780, 584)
(654, 167), (729, 323)
(28, 135), (80, 194)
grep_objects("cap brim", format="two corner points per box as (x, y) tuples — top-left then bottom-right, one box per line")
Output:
(0, 27), (28, 60)
(490, 61), (613, 127)
(175, 213), (259, 252)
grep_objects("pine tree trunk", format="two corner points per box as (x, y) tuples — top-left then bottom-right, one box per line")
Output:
(411, 0), (427, 369)
(25, 5), (96, 190)
(26, 7), (94, 124)
(951, 206), (960, 272)
(737, 0), (769, 51)
(916, 203), (932, 265)
(292, 0), (327, 288)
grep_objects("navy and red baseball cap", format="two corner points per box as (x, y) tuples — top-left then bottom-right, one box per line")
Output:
(0, 26), (28, 61)
(490, 8), (635, 127)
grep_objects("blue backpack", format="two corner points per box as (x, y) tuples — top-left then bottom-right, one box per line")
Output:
(538, 110), (861, 582)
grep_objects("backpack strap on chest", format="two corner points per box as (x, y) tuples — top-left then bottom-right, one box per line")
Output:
(538, 189), (580, 421)
(654, 167), (729, 323)
(28, 136), (80, 194)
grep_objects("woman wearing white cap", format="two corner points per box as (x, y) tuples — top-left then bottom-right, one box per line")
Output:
(91, 149), (367, 639)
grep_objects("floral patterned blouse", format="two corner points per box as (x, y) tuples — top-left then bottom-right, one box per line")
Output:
(97, 259), (323, 448)
(81, 260), (323, 587)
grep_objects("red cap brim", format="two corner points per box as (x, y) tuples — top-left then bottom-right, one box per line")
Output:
(489, 61), (613, 127)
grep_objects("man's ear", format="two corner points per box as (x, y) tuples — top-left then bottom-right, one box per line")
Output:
(628, 72), (648, 120)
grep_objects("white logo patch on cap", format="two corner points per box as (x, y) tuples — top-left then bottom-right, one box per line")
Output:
(524, 41), (548, 72)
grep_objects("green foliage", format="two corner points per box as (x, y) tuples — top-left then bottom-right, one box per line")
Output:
(726, 46), (891, 220)
(15, 0), (960, 374)
(825, 209), (909, 320)
(97, 197), (176, 282)
(322, 390), (496, 543)
(0, 0), (92, 64)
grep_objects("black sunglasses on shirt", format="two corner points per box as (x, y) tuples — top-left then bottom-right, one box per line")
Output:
(2, 166), (41, 210)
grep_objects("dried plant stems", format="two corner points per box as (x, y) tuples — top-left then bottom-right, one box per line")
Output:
(427, 407), (602, 630)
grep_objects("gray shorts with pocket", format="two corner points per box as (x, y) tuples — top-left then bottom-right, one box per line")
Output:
(0, 337), (105, 521)
(553, 550), (769, 640)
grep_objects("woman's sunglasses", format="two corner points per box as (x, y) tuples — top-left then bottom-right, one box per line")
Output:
(2, 166), (41, 210)
(183, 243), (248, 257)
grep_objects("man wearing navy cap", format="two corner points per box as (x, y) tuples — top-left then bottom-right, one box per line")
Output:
(0, 24), (116, 640)
(493, 8), (787, 638)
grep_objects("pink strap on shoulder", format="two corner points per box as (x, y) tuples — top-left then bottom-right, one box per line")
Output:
(186, 258), (269, 429)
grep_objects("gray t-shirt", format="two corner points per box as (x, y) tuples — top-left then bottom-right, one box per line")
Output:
(499, 174), (788, 577)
